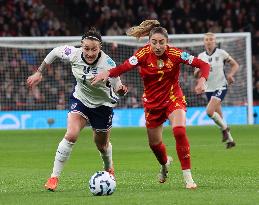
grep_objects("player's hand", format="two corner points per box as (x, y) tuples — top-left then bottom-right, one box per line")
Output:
(26, 71), (43, 88)
(227, 75), (235, 85)
(195, 77), (206, 94)
(193, 68), (201, 79)
(91, 70), (110, 85)
(116, 84), (128, 96)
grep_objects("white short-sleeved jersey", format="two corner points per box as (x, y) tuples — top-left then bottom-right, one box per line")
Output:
(44, 45), (122, 108)
(198, 48), (230, 92)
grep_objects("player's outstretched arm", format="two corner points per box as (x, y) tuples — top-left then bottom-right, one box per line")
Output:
(26, 61), (47, 88)
(91, 70), (110, 85)
(27, 46), (71, 88)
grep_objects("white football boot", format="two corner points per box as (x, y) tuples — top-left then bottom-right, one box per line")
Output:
(183, 169), (197, 189)
(158, 156), (173, 183)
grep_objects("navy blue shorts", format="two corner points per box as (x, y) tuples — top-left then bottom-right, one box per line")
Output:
(68, 96), (114, 132)
(205, 89), (227, 102)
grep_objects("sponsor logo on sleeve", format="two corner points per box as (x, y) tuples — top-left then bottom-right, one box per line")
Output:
(181, 52), (194, 64)
(107, 58), (116, 67)
(64, 47), (72, 56)
(129, 56), (138, 65)
(181, 52), (190, 60)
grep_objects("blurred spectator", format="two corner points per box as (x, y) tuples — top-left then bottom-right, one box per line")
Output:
(123, 83), (141, 108)
(106, 21), (124, 36)
(253, 81), (259, 105)
(125, 93), (141, 108)
(0, 0), (70, 37)
(1, 0), (259, 109)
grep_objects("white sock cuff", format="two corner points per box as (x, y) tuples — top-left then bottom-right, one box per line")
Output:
(211, 112), (227, 130)
(183, 169), (194, 184)
(55, 138), (74, 162)
(183, 169), (191, 175)
(99, 142), (113, 170)
(211, 112), (219, 119)
(61, 138), (75, 148)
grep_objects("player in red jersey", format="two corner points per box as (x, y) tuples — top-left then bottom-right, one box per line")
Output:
(92, 20), (210, 189)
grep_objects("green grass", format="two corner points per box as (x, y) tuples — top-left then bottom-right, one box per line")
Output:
(0, 125), (259, 205)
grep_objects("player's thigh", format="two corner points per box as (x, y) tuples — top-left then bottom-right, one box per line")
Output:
(147, 125), (163, 145)
(206, 97), (222, 115)
(65, 113), (88, 141)
(144, 108), (167, 128)
(168, 109), (186, 127)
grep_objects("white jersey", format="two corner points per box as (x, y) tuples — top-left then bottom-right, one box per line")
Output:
(44, 45), (122, 108)
(198, 48), (230, 92)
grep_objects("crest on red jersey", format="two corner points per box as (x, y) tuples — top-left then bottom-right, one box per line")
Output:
(157, 59), (164, 68)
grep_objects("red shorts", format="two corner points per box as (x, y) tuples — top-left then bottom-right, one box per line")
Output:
(144, 96), (187, 128)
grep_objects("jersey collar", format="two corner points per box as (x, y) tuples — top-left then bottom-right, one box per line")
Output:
(206, 47), (217, 56)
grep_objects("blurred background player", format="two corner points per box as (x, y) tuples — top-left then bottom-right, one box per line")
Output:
(27, 28), (128, 191)
(91, 20), (210, 189)
(194, 32), (239, 149)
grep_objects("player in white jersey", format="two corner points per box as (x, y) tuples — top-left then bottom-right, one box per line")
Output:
(27, 28), (128, 191)
(194, 32), (239, 149)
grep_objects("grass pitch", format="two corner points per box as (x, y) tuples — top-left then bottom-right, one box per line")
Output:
(0, 125), (258, 205)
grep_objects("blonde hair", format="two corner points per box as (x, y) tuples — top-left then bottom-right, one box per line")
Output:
(204, 32), (216, 38)
(126, 20), (162, 39)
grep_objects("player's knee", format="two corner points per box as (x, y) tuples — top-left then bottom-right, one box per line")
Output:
(206, 109), (214, 117)
(173, 126), (186, 138)
(64, 131), (79, 143)
(173, 126), (190, 147)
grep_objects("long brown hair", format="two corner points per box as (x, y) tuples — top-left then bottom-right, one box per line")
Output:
(126, 20), (168, 39)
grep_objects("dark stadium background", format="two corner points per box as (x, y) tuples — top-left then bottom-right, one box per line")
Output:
(0, 0), (258, 99)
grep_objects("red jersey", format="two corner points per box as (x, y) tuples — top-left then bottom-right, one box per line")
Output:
(109, 44), (210, 109)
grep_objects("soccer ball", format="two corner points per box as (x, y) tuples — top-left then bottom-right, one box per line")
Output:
(89, 171), (116, 196)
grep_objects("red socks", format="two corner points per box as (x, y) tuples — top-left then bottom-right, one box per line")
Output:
(149, 142), (168, 165)
(173, 126), (191, 170)
(149, 126), (191, 169)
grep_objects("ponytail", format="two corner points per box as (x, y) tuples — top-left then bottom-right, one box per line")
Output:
(126, 20), (160, 39)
